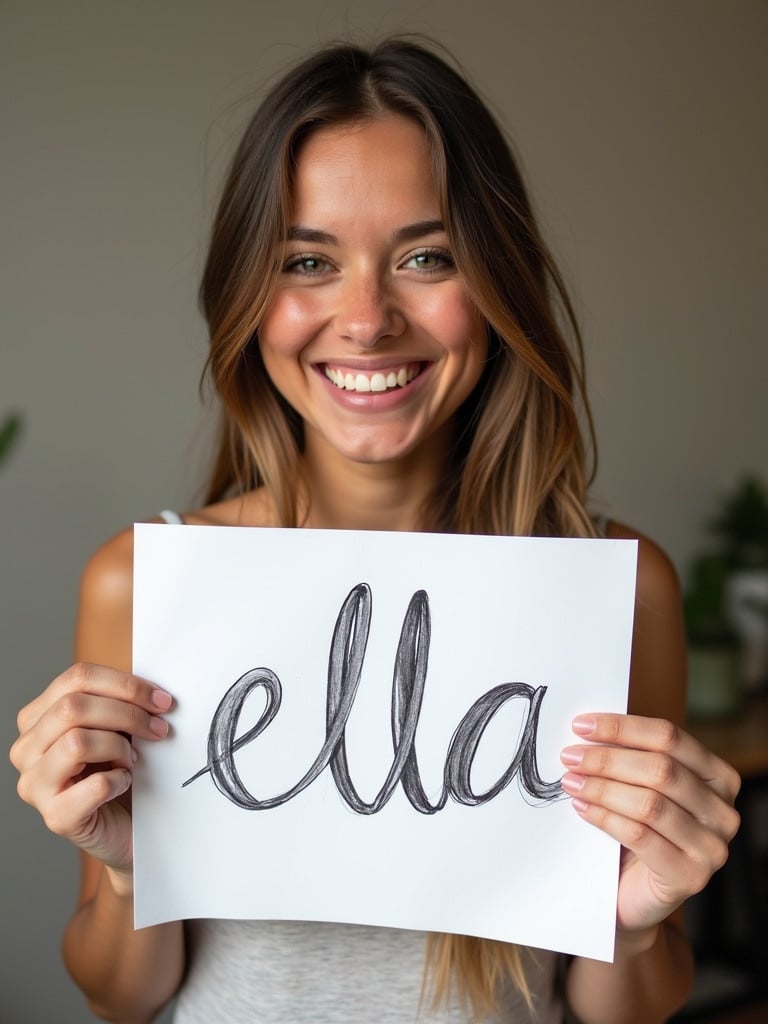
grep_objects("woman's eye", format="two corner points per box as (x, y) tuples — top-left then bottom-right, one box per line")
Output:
(284, 254), (332, 276)
(403, 248), (455, 273)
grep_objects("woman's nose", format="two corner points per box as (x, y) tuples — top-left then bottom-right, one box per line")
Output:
(333, 273), (405, 348)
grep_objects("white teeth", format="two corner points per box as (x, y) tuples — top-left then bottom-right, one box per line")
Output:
(324, 365), (419, 393)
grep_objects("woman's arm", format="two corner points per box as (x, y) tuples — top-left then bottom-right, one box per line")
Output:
(11, 528), (185, 1022)
(563, 526), (741, 1024)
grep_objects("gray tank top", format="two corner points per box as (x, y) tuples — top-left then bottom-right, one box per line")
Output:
(173, 920), (563, 1023)
(158, 511), (565, 1022)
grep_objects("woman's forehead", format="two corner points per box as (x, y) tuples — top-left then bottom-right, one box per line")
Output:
(287, 116), (442, 231)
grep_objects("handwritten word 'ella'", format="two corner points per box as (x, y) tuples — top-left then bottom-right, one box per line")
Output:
(183, 583), (562, 813)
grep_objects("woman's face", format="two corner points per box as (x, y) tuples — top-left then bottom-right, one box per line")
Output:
(259, 114), (487, 473)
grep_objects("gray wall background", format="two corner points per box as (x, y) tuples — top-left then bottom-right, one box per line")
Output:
(2, 2), (766, 1021)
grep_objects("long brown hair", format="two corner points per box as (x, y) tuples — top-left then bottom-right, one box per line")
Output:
(200, 37), (597, 1019)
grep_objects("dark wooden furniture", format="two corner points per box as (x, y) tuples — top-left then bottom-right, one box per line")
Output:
(672, 693), (768, 1021)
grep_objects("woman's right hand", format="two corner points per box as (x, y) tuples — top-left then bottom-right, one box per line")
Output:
(10, 662), (172, 883)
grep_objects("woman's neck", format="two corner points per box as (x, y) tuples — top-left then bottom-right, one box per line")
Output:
(298, 428), (451, 533)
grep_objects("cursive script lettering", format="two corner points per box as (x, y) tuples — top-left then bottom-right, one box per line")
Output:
(183, 583), (562, 812)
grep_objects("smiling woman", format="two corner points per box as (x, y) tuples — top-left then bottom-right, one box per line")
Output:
(259, 116), (487, 477)
(9, 36), (741, 1024)
(199, 39), (599, 539)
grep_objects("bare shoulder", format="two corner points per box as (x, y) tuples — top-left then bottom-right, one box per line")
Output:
(607, 519), (682, 616)
(76, 525), (140, 669)
(79, 486), (276, 607)
(606, 520), (687, 721)
(181, 487), (278, 528)
(75, 489), (276, 669)
(77, 513), (181, 667)
(80, 526), (135, 604)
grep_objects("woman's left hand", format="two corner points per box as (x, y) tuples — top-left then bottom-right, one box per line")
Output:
(560, 713), (741, 936)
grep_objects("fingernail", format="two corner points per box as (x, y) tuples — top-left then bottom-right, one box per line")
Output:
(561, 772), (585, 793)
(151, 689), (173, 710)
(571, 797), (589, 813)
(560, 746), (583, 766)
(131, 747), (138, 764)
(572, 715), (597, 736)
(149, 717), (169, 737)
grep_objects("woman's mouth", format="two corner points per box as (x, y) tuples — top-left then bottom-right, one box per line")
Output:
(322, 362), (422, 394)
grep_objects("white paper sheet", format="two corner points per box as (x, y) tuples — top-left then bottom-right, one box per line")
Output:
(132, 525), (637, 961)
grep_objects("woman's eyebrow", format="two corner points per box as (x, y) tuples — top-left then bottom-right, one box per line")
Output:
(285, 220), (446, 246)
(286, 226), (337, 245)
(393, 219), (445, 242)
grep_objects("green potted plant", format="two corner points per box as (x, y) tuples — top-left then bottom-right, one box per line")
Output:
(0, 412), (22, 466)
(712, 477), (768, 691)
(711, 476), (768, 570)
(684, 552), (742, 719)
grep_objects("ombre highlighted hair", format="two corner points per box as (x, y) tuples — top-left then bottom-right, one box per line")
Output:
(200, 37), (597, 1018)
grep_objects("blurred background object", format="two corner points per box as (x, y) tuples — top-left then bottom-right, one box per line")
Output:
(685, 477), (768, 720)
(0, 413), (23, 467)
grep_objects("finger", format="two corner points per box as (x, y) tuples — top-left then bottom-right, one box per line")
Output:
(560, 744), (741, 843)
(16, 662), (172, 734)
(16, 729), (137, 810)
(568, 796), (731, 900)
(12, 689), (170, 769)
(39, 769), (133, 845)
(561, 772), (739, 862)
(570, 714), (741, 804)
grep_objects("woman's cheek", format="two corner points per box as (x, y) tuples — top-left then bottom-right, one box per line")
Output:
(262, 289), (328, 345)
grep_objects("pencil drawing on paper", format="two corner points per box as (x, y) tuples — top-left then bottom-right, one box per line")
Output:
(182, 583), (563, 811)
